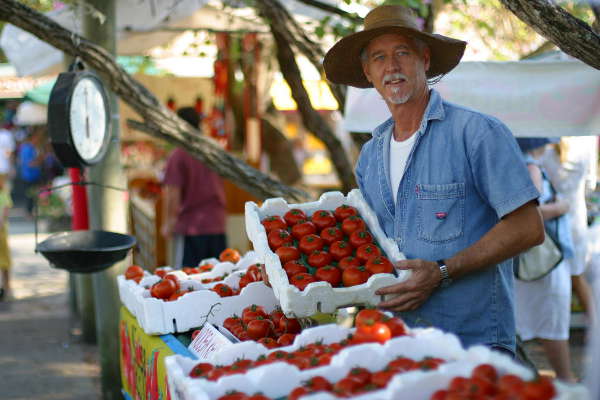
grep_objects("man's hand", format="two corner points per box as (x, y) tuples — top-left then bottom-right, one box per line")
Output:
(375, 259), (440, 312)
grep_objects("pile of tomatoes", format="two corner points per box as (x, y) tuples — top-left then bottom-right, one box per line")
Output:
(221, 304), (302, 346)
(262, 205), (395, 290)
(352, 308), (409, 343)
(210, 354), (445, 400)
(209, 263), (265, 297)
(430, 364), (556, 400)
(148, 274), (192, 301)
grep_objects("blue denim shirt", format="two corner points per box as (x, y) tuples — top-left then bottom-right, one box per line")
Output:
(356, 89), (540, 352)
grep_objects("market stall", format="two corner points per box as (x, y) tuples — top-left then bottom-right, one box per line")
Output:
(117, 190), (591, 400)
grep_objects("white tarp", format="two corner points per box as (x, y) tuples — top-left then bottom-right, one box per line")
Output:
(1, 0), (333, 77)
(343, 60), (600, 137)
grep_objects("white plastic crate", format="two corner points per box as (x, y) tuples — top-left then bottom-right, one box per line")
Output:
(245, 189), (407, 317)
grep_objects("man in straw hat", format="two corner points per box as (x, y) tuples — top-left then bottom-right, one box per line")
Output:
(324, 4), (545, 355)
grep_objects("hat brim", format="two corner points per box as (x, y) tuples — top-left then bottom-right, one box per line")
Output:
(324, 26), (467, 88)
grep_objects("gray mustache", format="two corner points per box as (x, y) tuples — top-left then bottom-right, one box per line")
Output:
(382, 73), (408, 85)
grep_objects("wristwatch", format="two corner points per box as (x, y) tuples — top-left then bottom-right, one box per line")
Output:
(437, 259), (452, 288)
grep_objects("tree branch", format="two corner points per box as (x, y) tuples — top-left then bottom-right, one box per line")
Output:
(294, 0), (360, 22)
(499, 0), (600, 70)
(0, 0), (308, 202)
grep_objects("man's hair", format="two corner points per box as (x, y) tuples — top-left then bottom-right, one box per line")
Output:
(177, 107), (200, 129)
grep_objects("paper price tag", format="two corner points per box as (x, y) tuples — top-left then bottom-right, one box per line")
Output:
(187, 324), (234, 360)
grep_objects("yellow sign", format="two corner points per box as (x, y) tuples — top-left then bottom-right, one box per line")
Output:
(120, 307), (176, 400)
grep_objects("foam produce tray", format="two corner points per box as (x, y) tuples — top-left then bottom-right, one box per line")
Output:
(117, 275), (277, 335)
(165, 325), (465, 400)
(245, 189), (408, 317)
(166, 324), (588, 400)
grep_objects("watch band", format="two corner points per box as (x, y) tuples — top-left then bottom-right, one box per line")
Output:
(437, 259), (452, 287)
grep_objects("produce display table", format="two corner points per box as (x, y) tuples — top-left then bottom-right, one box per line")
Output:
(120, 307), (196, 400)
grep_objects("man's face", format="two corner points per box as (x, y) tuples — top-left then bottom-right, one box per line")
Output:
(361, 33), (430, 105)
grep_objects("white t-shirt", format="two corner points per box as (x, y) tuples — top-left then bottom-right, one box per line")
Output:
(389, 131), (417, 203)
(0, 129), (15, 175)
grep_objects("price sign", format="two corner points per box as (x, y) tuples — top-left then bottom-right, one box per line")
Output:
(187, 324), (234, 360)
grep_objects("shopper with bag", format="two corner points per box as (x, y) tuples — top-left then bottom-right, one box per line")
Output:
(514, 137), (577, 382)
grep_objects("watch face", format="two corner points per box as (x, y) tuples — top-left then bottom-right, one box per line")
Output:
(69, 76), (108, 162)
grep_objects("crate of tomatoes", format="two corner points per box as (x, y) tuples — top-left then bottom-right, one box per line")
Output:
(245, 189), (407, 317)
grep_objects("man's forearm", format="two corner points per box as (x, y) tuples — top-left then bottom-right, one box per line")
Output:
(445, 201), (544, 280)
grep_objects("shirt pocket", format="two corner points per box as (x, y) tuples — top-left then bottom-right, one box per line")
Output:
(416, 182), (465, 243)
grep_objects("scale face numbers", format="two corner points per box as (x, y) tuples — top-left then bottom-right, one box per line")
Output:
(69, 77), (108, 163)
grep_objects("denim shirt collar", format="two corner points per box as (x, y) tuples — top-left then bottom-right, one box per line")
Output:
(371, 89), (446, 139)
(373, 89), (445, 218)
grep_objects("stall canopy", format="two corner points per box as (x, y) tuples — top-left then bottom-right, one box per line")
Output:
(343, 59), (600, 138)
(0, 0), (332, 77)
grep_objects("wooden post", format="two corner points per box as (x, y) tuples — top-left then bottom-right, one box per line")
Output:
(83, 1), (128, 398)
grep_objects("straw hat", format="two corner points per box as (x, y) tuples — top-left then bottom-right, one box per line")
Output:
(323, 5), (467, 88)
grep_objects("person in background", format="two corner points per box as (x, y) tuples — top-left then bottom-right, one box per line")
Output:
(542, 137), (597, 325)
(515, 137), (577, 382)
(17, 127), (44, 217)
(0, 123), (15, 187)
(161, 107), (227, 268)
(0, 174), (13, 300)
(323, 4), (544, 355)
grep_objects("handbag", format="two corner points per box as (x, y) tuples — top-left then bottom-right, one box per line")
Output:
(515, 223), (563, 281)
(515, 171), (565, 281)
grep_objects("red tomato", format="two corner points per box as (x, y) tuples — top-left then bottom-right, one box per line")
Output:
(305, 376), (332, 391)
(291, 220), (317, 240)
(242, 304), (268, 324)
(154, 267), (169, 278)
(279, 315), (302, 334)
(341, 215), (366, 235)
(267, 229), (293, 250)
(329, 240), (353, 261)
(370, 369), (395, 387)
(276, 246), (301, 264)
(338, 256), (362, 270)
(247, 395), (271, 400)
(189, 362), (213, 378)
(472, 363), (498, 383)
(223, 316), (243, 332)
(418, 357), (445, 371)
(286, 356), (310, 370)
(342, 266), (371, 287)
(358, 322), (391, 344)
(283, 260), (308, 278)
(277, 333), (297, 347)
(320, 226), (344, 245)
(191, 329), (202, 340)
(347, 367), (372, 385)
(164, 274), (180, 290)
(211, 283), (234, 297)
(387, 357), (418, 373)
(261, 215), (287, 232)
(355, 243), (382, 262)
(288, 387), (311, 400)
(150, 279), (177, 299)
(269, 308), (285, 325)
(238, 274), (253, 290)
(257, 337), (278, 349)
(333, 377), (361, 396)
(220, 248), (241, 263)
(206, 367), (227, 381)
(381, 316), (408, 337)
(167, 291), (186, 301)
(246, 318), (274, 340)
(289, 273), (317, 291)
(315, 265), (342, 286)
(430, 390), (449, 400)
(298, 234), (324, 254)
(366, 256), (394, 274)
(311, 209), (337, 230)
(184, 266), (201, 274)
(448, 376), (470, 394)
(125, 265), (144, 280)
(498, 374), (525, 396)
(521, 377), (556, 400)
(217, 392), (249, 400)
(355, 308), (385, 326)
(334, 204), (358, 221)
(349, 230), (373, 248)
(308, 250), (332, 268)
(245, 264), (263, 282)
(284, 208), (307, 226)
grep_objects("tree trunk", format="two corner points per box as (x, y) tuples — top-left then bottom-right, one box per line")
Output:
(256, 0), (357, 193)
(0, 0), (309, 202)
(500, 0), (600, 70)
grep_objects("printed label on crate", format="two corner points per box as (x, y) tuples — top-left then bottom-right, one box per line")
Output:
(187, 324), (233, 360)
